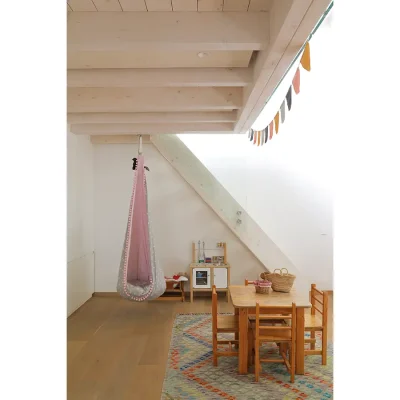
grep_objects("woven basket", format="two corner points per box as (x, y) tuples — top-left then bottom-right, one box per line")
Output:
(255, 285), (272, 295)
(264, 268), (296, 293)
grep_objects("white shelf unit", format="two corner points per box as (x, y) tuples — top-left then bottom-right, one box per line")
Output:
(189, 242), (230, 302)
(189, 263), (230, 302)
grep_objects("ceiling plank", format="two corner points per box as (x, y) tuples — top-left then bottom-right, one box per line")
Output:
(67, 68), (252, 88)
(119, 0), (147, 10)
(172, 0), (197, 11)
(223, 0), (250, 11)
(67, 0), (97, 11)
(145, 0), (173, 11)
(248, 0), (273, 12)
(67, 50), (253, 69)
(71, 123), (234, 134)
(197, 0), (223, 11)
(67, 87), (243, 113)
(92, 0), (122, 11)
(235, 0), (331, 133)
(67, 111), (237, 124)
(67, 12), (269, 52)
(90, 135), (152, 144)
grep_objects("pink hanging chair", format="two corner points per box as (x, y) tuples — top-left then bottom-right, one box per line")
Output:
(117, 137), (165, 301)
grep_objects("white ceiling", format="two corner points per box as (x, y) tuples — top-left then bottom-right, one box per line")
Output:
(67, 0), (331, 135)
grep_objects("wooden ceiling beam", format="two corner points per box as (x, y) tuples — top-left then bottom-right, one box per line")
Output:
(90, 135), (152, 144)
(71, 123), (234, 134)
(67, 68), (252, 88)
(67, 87), (242, 113)
(67, 11), (270, 52)
(67, 111), (237, 124)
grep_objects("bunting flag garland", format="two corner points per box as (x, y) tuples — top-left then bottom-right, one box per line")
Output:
(274, 112), (280, 134)
(280, 101), (286, 123)
(286, 87), (292, 111)
(246, 1), (333, 148)
(247, 40), (312, 148)
(300, 42), (311, 71)
(292, 68), (301, 94)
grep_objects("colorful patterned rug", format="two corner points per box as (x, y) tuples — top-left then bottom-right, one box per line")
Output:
(161, 313), (333, 400)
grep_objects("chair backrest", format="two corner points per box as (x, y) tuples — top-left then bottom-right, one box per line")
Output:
(255, 303), (296, 340)
(310, 283), (329, 326)
(245, 279), (255, 286)
(212, 285), (218, 332)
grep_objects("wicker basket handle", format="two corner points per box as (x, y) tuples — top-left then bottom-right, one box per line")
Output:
(273, 268), (282, 275)
(281, 268), (289, 275)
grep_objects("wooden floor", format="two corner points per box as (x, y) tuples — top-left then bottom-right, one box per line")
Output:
(67, 294), (333, 400)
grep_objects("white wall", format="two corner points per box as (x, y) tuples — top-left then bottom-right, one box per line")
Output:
(93, 143), (265, 292)
(179, 15), (333, 289)
(67, 128), (94, 316)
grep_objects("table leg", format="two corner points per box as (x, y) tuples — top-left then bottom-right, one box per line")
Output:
(238, 307), (248, 374)
(234, 307), (239, 344)
(296, 307), (305, 374)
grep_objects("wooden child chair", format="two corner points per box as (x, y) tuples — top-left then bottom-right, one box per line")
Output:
(305, 283), (329, 365)
(249, 303), (297, 383)
(212, 285), (239, 366)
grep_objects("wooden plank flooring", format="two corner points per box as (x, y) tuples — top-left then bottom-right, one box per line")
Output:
(68, 295), (333, 399)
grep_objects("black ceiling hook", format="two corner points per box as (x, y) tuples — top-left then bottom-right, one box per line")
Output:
(132, 158), (150, 171)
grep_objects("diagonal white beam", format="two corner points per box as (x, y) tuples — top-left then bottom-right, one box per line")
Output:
(151, 134), (299, 274)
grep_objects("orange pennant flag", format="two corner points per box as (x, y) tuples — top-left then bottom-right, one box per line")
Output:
(274, 112), (280, 134)
(257, 131), (261, 146)
(269, 121), (274, 139)
(300, 42), (311, 71)
(293, 68), (301, 94)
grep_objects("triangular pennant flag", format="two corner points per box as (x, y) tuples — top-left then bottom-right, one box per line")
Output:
(269, 121), (274, 139)
(293, 68), (301, 94)
(286, 87), (292, 110)
(253, 130), (257, 144)
(261, 130), (264, 146)
(280, 101), (286, 123)
(300, 42), (311, 71)
(248, 129), (251, 139)
(264, 127), (268, 143)
(250, 129), (254, 141)
(257, 131), (261, 146)
(274, 112), (280, 134)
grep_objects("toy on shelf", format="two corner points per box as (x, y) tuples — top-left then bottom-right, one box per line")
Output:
(191, 241), (227, 265)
